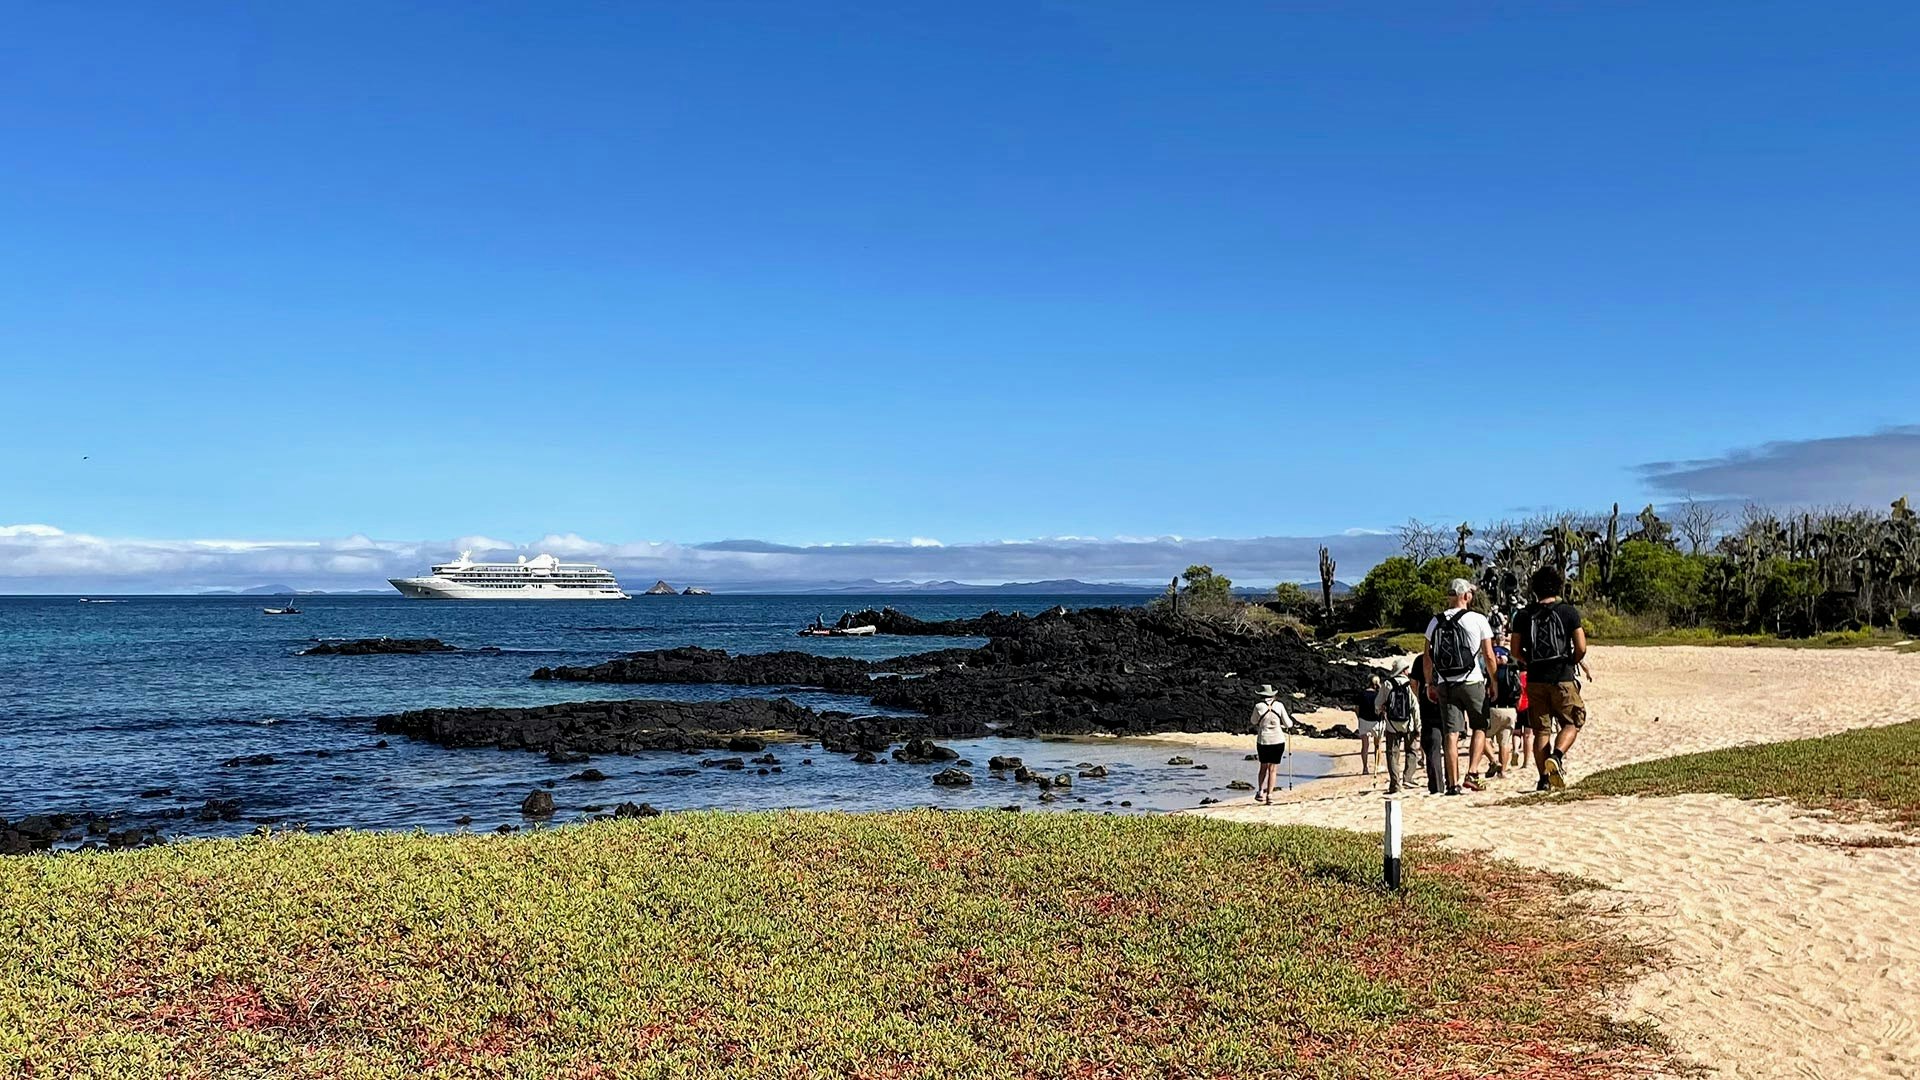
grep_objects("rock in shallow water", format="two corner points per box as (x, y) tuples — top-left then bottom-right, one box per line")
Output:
(520, 790), (554, 817)
(301, 638), (458, 656)
(931, 768), (973, 787)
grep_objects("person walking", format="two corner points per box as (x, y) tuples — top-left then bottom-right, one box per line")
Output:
(1375, 660), (1421, 794)
(1512, 566), (1588, 791)
(1407, 651), (1448, 795)
(1483, 632), (1526, 779)
(1422, 578), (1500, 795)
(1355, 674), (1384, 775)
(1250, 684), (1290, 804)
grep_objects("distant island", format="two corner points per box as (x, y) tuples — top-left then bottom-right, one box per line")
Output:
(798, 579), (1161, 595)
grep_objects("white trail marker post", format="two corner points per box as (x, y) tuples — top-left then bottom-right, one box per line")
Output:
(1383, 799), (1404, 890)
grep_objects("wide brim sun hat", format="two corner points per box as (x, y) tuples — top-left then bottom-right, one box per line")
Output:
(1256, 683), (1280, 699)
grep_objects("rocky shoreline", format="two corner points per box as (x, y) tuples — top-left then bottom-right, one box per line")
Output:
(6, 606), (1374, 853)
(371, 696), (982, 756)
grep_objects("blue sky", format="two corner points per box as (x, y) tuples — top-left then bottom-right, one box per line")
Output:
(2, 3), (1917, 588)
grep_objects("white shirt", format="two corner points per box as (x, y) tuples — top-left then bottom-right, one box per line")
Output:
(1252, 700), (1290, 745)
(1423, 607), (1493, 684)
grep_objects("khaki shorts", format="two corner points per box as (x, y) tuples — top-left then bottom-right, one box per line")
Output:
(1487, 707), (1515, 738)
(1526, 680), (1587, 731)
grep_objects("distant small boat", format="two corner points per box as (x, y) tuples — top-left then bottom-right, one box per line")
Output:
(798, 624), (876, 638)
(78, 598), (123, 604)
(262, 598), (302, 615)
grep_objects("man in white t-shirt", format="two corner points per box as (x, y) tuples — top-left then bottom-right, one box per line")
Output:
(1422, 578), (1500, 796)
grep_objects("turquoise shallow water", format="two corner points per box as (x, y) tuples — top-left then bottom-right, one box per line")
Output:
(0, 594), (1328, 838)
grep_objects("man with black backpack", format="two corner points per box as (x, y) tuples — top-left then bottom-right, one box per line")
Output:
(1374, 659), (1421, 794)
(1512, 566), (1588, 792)
(1422, 578), (1500, 796)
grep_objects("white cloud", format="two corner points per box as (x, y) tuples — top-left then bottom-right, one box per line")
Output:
(908, 537), (943, 548)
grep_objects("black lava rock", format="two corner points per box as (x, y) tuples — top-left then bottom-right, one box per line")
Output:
(301, 638), (458, 656)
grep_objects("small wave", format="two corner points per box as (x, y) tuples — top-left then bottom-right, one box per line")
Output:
(565, 626), (659, 633)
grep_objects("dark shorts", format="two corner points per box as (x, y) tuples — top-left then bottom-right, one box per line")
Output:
(1256, 742), (1287, 764)
(1440, 680), (1489, 733)
(1526, 680), (1587, 730)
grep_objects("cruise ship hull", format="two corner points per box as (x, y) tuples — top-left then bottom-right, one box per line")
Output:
(388, 577), (629, 600)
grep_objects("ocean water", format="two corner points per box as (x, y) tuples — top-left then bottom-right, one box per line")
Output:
(0, 594), (1329, 840)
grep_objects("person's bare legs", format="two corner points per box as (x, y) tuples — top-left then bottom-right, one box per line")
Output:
(1443, 731), (1461, 789)
(1556, 723), (1580, 756)
(1256, 762), (1274, 801)
(1467, 730), (1488, 777)
(1532, 728), (1553, 777)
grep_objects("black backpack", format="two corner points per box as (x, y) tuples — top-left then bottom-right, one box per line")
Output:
(1383, 680), (1415, 733)
(1528, 605), (1572, 665)
(1494, 662), (1522, 707)
(1432, 610), (1477, 679)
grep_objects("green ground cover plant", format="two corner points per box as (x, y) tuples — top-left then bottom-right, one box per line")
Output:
(0, 811), (1666, 1080)
(1543, 719), (1920, 827)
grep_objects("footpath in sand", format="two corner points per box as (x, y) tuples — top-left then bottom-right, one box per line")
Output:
(1187, 645), (1920, 1080)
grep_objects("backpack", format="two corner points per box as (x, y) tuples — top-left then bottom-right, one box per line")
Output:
(1431, 610), (1477, 679)
(1494, 662), (1522, 707)
(1255, 701), (1289, 742)
(1528, 605), (1572, 665)
(1383, 680), (1415, 733)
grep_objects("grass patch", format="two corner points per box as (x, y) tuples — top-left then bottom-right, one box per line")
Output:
(0, 812), (1667, 1079)
(1587, 626), (1906, 649)
(1541, 720), (1920, 828)
(1337, 627), (1428, 654)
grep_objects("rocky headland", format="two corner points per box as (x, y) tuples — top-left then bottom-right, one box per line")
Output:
(529, 606), (1374, 739)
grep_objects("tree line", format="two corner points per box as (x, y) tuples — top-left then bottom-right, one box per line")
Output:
(1327, 497), (1920, 638)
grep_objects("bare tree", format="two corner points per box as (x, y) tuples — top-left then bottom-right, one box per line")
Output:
(1675, 496), (1726, 555)
(1473, 518), (1524, 562)
(1396, 518), (1448, 565)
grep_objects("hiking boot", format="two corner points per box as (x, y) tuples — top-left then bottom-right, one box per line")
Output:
(1543, 756), (1566, 791)
(1445, 786), (1462, 796)
(1535, 776), (1551, 793)
(1462, 776), (1485, 792)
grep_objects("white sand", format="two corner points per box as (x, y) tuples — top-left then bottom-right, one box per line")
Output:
(1190, 645), (1920, 1080)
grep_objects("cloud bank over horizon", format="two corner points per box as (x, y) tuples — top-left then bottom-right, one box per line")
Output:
(1639, 426), (1920, 507)
(0, 524), (1401, 594)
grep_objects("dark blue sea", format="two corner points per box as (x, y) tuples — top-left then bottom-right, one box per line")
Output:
(0, 594), (1328, 841)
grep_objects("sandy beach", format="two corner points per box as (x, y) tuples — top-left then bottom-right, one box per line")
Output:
(1173, 645), (1920, 1080)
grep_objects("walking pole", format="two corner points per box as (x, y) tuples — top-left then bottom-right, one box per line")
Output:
(1383, 798), (1404, 891)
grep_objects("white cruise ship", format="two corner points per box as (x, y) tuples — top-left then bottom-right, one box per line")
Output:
(388, 552), (629, 600)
